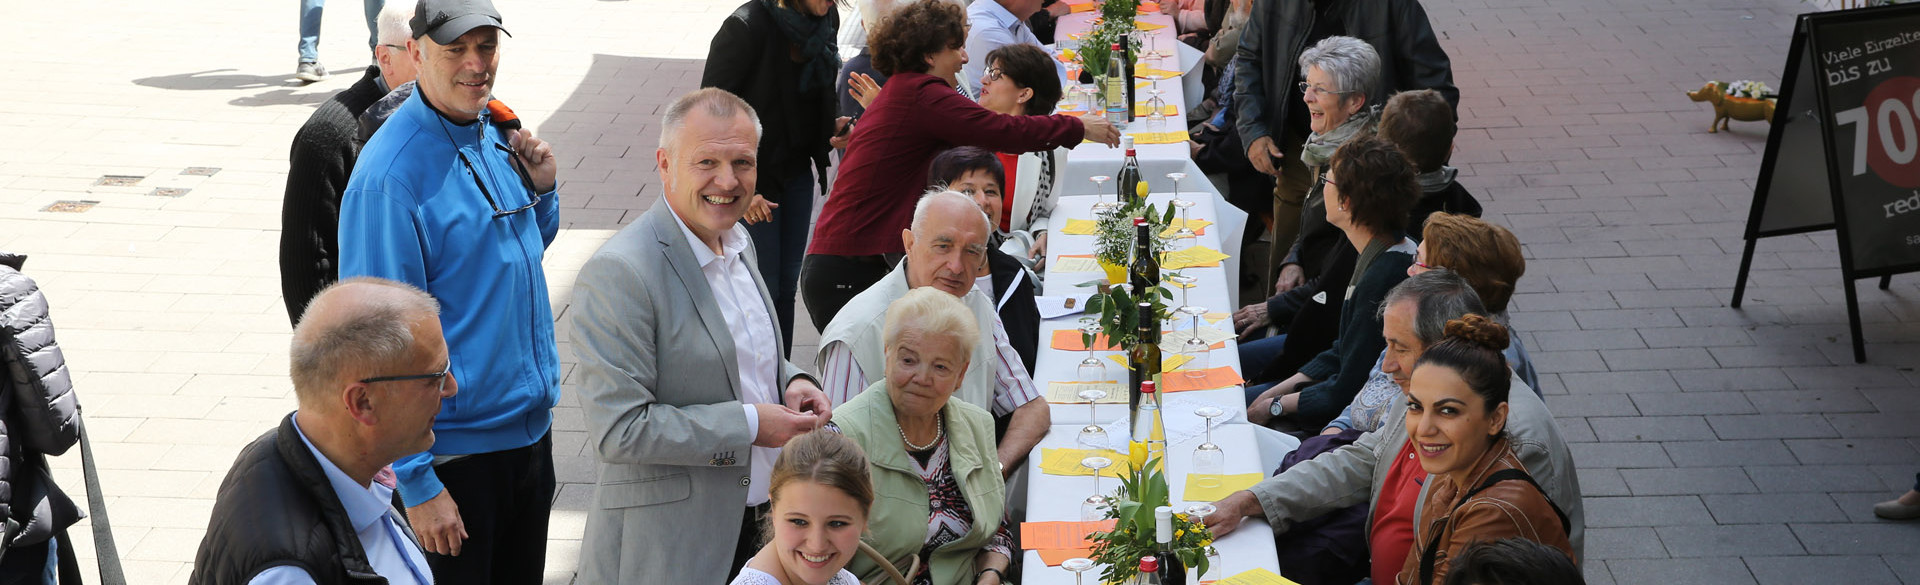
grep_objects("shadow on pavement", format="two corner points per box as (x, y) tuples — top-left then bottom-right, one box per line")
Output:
(134, 67), (372, 107)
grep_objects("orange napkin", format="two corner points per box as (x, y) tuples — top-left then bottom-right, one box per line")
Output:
(1039, 549), (1095, 566)
(1052, 329), (1122, 351)
(1065, 0), (1097, 12)
(1139, 2), (1162, 13)
(1161, 366), (1246, 392)
(1021, 519), (1117, 550)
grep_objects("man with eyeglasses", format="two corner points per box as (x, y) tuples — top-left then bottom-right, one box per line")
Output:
(1231, 0), (1457, 295)
(337, 0), (562, 582)
(962, 0), (1066, 98)
(193, 277), (452, 584)
(279, 1), (416, 328)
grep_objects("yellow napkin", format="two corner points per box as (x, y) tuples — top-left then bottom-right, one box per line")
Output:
(1040, 448), (1128, 478)
(1135, 20), (1169, 31)
(1205, 311), (1230, 324)
(1060, 218), (1100, 235)
(1183, 472), (1265, 503)
(1159, 218), (1213, 238)
(1048, 381), (1127, 404)
(1106, 353), (1194, 370)
(1134, 103), (1179, 117)
(1129, 130), (1191, 145)
(1134, 65), (1181, 79)
(1218, 568), (1303, 585)
(1162, 245), (1229, 269)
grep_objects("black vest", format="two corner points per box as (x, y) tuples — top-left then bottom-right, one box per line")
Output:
(190, 415), (397, 585)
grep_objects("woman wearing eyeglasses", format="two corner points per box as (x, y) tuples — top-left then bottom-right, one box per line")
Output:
(1247, 134), (1417, 432)
(1233, 37), (1384, 406)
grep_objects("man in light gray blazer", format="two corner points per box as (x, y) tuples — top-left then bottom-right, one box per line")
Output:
(569, 88), (831, 584)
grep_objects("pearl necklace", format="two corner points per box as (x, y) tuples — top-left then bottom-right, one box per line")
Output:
(899, 417), (944, 452)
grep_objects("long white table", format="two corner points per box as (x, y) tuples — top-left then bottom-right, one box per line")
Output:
(1021, 193), (1296, 583)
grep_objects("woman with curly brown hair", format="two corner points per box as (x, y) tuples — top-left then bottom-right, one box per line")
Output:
(1396, 314), (1573, 585)
(799, 0), (1120, 332)
(1410, 212), (1540, 393)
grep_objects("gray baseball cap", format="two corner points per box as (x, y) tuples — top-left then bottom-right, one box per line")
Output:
(411, 0), (511, 45)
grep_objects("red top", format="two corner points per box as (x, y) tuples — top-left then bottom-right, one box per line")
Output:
(809, 72), (1087, 256)
(993, 151), (1019, 232)
(1371, 443), (1428, 585)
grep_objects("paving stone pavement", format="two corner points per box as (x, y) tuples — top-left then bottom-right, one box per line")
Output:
(0, 0), (1916, 583)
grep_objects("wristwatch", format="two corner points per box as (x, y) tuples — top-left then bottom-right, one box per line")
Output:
(1268, 397), (1286, 419)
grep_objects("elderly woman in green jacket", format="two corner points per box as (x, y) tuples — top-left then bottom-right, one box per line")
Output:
(830, 287), (1015, 585)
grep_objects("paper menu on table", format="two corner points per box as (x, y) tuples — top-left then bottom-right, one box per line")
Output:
(1159, 326), (1234, 354)
(1053, 255), (1102, 273)
(1046, 381), (1126, 404)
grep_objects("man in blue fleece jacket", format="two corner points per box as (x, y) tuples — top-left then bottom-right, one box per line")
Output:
(336, 0), (561, 582)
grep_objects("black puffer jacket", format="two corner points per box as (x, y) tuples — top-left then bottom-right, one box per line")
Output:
(0, 252), (83, 553)
(1231, 0), (1458, 149)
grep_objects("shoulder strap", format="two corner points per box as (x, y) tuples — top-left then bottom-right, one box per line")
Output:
(77, 418), (127, 585)
(1417, 469), (1570, 585)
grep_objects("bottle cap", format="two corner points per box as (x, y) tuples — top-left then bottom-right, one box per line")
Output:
(1156, 506), (1175, 542)
(1139, 556), (1159, 572)
(1142, 380), (1156, 394)
(1112, 42), (1123, 50)
(1134, 217), (1148, 226)
(1121, 134), (1135, 150)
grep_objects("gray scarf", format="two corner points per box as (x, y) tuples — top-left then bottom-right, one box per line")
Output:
(1417, 166), (1459, 193)
(1299, 107), (1376, 169)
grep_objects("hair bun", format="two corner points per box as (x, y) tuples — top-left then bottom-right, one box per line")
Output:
(1443, 314), (1510, 352)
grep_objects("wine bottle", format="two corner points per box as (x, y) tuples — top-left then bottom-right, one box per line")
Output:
(1105, 43), (1129, 129)
(1129, 215), (1158, 293)
(1117, 135), (1143, 205)
(1155, 506), (1190, 585)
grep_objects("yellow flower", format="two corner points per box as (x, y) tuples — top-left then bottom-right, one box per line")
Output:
(1176, 530), (1185, 538)
(1135, 180), (1149, 198)
(1061, 49), (1078, 61)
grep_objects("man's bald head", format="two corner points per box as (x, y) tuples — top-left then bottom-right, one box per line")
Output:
(902, 189), (992, 296)
(291, 278), (442, 408)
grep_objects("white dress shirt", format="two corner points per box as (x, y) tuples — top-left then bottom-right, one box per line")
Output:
(249, 420), (433, 585)
(669, 208), (783, 507)
(962, 0), (1068, 98)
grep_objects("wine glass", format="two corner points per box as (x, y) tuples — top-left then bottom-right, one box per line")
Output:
(1077, 317), (1107, 382)
(1063, 557), (1095, 585)
(1081, 456), (1114, 521)
(1090, 175), (1116, 213)
(1076, 388), (1110, 450)
(1144, 84), (1168, 131)
(1166, 273), (1198, 316)
(1167, 172), (1195, 238)
(1177, 305), (1210, 378)
(1181, 504), (1223, 582)
(1192, 406), (1225, 488)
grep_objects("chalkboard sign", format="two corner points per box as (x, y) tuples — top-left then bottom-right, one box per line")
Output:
(1737, 4), (1920, 363)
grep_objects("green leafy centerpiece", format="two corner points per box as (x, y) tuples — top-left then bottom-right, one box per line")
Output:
(1086, 457), (1217, 584)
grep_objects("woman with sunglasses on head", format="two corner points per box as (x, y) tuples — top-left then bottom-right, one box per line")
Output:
(1396, 314), (1573, 585)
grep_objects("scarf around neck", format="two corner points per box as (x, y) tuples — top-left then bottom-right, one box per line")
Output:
(765, 0), (842, 94)
(1417, 165), (1459, 193)
(1299, 106), (1375, 169)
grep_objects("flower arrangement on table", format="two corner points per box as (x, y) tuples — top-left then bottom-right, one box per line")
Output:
(1085, 456), (1216, 584)
(1082, 186), (1175, 349)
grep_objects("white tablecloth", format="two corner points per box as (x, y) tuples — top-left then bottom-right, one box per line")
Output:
(1020, 423), (1298, 583)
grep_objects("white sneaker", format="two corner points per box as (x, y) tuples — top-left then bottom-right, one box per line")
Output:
(296, 61), (329, 83)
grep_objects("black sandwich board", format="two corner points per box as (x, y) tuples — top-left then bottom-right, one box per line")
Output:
(1735, 3), (1920, 363)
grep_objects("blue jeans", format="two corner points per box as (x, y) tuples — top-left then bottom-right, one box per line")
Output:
(299, 0), (384, 62)
(747, 165), (815, 356)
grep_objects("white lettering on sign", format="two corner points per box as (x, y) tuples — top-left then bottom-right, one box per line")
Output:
(1887, 189), (1920, 218)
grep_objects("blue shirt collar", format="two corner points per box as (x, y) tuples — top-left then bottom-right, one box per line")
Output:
(974, 0), (1024, 33)
(291, 416), (396, 534)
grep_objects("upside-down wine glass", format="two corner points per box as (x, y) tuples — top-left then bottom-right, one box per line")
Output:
(1090, 174), (1117, 214)
(1077, 317), (1107, 382)
(1183, 503), (1224, 582)
(1081, 456), (1114, 521)
(1063, 557), (1096, 585)
(1076, 388), (1110, 451)
(1179, 305), (1210, 378)
(1167, 172), (1195, 242)
(1192, 406), (1225, 488)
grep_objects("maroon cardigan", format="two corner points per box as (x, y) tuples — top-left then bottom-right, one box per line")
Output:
(809, 72), (1087, 256)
